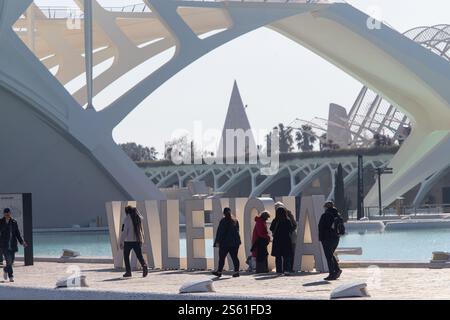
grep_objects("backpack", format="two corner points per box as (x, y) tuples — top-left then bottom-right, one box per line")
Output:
(331, 212), (346, 236)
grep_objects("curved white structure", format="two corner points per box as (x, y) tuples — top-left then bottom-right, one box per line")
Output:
(1, 0), (450, 226)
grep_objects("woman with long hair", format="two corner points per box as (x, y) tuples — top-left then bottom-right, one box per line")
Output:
(275, 202), (298, 271)
(212, 207), (241, 278)
(119, 206), (148, 278)
(270, 207), (295, 275)
(251, 211), (271, 274)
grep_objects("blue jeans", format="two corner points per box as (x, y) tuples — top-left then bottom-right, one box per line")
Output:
(2, 249), (15, 278)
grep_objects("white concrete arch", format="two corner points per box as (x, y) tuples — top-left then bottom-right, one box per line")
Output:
(3, 0), (450, 224)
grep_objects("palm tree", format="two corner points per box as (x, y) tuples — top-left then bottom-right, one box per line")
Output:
(266, 123), (294, 154)
(295, 125), (317, 152)
(278, 123), (294, 153)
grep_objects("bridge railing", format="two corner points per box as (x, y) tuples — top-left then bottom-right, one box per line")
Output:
(24, 0), (337, 20)
(183, 0), (332, 3)
(24, 3), (151, 20)
(349, 204), (450, 220)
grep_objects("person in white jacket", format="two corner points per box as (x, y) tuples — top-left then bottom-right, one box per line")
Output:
(119, 206), (148, 278)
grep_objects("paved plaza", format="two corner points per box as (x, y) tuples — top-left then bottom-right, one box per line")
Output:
(0, 262), (448, 300)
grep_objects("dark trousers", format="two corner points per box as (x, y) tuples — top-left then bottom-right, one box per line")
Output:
(0, 248), (3, 263)
(2, 249), (15, 278)
(217, 246), (240, 272)
(255, 258), (269, 274)
(321, 239), (340, 275)
(275, 255), (292, 273)
(123, 242), (147, 274)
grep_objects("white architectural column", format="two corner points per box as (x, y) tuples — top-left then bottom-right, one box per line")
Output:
(26, 6), (35, 51)
(160, 200), (181, 269)
(184, 199), (211, 270)
(293, 195), (328, 272)
(83, 0), (94, 110)
(137, 201), (163, 269)
(106, 201), (125, 269)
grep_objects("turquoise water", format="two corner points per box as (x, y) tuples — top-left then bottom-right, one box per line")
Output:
(19, 232), (113, 257)
(17, 229), (450, 262)
(339, 229), (450, 261)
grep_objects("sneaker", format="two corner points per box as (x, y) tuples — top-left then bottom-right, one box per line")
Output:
(142, 266), (148, 278)
(211, 271), (222, 278)
(284, 271), (294, 276)
(122, 272), (132, 278)
(232, 272), (240, 278)
(324, 274), (337, 281)
(3, 272), (7, 281)
(9, 277), (14, 283)
(335, 269), (342, 279)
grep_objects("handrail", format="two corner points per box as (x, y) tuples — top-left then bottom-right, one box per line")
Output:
(22, 0), (336, 20)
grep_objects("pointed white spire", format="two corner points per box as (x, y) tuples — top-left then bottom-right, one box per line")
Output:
(217, 81), (256, 161)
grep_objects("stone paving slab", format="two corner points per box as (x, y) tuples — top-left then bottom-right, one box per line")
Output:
(0, 262), (449, 300)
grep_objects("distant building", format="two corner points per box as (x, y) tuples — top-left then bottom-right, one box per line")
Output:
(217, 81), (257, 163)
(327, 103), (351, 149)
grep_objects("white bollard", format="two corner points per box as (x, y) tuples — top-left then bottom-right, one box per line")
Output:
(179, 279), (215, 294)
(330, 282), (370, 299)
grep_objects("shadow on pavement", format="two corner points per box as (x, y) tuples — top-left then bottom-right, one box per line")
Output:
(102, 277), (132, 282)
(303, 280), (331, 287)
(82, 268), (118, 273)
(254, 274), (283, 280)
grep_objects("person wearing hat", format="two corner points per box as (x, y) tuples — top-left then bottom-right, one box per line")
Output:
(0, 208), (27, 282)
(318, 201), (342, 281)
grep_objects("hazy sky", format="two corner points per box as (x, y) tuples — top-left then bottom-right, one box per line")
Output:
(35, 0), (450, 155)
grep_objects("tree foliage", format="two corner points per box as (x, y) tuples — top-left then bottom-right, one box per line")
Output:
(373, 133), (394, 147)
(266, 123), (294, 154)
(295, 125), (317, 152)
(120, 142), (158, 162)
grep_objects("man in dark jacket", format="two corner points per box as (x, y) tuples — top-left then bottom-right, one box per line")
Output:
(0, 208), (27, 282)
(318, 202), (342, 281)
(212, 208), (242, 278)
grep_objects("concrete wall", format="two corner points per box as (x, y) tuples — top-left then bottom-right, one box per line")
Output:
(0, 86), (129, 228)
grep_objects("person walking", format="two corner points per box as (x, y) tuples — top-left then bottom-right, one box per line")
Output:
(212, 207), (241, 278)
(0, 208), (27, 282)
(318, 201), (344, 281)
(119, 206), (148, 278)
(250, 211), (271, 274)
(270, 207), (295, 275)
